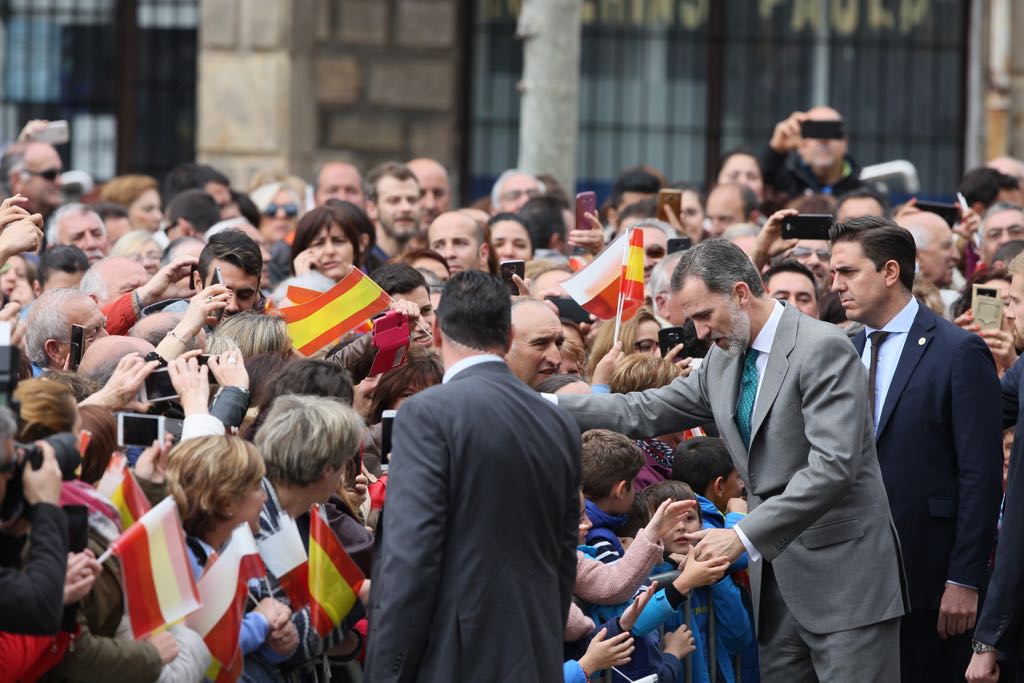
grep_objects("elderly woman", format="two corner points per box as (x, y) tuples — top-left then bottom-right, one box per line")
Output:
(251, 181), (304, 244)
(247, 394), (368, 681)
(166, 435), (298, 667)
(110, 229), (162, 276)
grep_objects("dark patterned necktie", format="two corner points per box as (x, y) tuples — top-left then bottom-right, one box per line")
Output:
(736, 349), (760, 447)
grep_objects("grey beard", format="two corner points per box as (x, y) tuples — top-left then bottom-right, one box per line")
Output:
(722, 300), (751, 358)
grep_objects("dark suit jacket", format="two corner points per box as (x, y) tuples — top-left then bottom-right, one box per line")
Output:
(975, 355), (1024, 649)
(364, 360), (581, 682)
(852, 304), (1002, 610)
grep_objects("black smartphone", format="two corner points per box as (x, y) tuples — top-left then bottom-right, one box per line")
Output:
(500, 260), (525, 296)
(782, 214), (834, 241)
(545, 296), (591, 325)
(117, 413), (164, 448)
(666, 237), (692, 255)
(69, 324), (85, 371)
(800, 120), (845, 140)
(658, 326), (687, 359)
(210, 266), (225, 320)
(64, 504), (89, 553)
(915, 200), (960, 227)
(381, 409), (395, 464)
(140, 368), (179, 403)
(680, 320), (710, 359)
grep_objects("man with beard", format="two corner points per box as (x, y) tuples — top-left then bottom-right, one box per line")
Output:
(556, 238), (907, 682)
(407, 158), (451, 228)
(831, 216), (1002, 683)
(367, 162), (422, 257)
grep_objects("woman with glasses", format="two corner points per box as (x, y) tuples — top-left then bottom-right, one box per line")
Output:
(251, 181), (304, 244)
(109, 229), (161, 276)
(585, 308), (662, 383)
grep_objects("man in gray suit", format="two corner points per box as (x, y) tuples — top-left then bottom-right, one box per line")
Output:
(364, 270), (581, 682)
(558, 237), (907, 682)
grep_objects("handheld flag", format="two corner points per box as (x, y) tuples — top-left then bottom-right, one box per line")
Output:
(256, 513), (309, 609)
(308, 504), (365, 637)
(562, 228), (646, 325)
(279, 269), (390, 356)
(108, 497), (201, 638)
(187, 525), (266, 683)
(96, 453), (152, 530)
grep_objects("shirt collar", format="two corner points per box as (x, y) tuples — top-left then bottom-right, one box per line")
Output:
(864, 297), (918, 336)
(751, 300), (785, 355)
(442, 353), (505, 384)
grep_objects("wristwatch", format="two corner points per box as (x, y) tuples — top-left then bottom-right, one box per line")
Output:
(972, 639), (997, 654)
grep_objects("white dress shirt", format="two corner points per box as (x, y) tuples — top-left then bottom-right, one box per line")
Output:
(442, 354), (504, 384)
(859, 297), (919, 430)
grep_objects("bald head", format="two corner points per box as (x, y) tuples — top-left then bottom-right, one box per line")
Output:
(78, 335), (155, 386)
(315, 161), (366, 209)
(408, 158), (451, 227)
(80, 256), (149, 306)
(902, 210), (956, 288)
(428, 211), (489, 275)
(129, 312), (201, 351)
(508, 299), (563, 388)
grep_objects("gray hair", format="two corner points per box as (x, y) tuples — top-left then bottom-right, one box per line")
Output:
(203, 333), (241, 355)
(982, 201), (1024, 228)
(26, 288), (85, 366)
(213, 311), (291, 359)
(0, 406), (17, 445)
(0, 144), (26, 196)
(255, 394), (363, 488)
(671, 238), (765, 297)
(648, 250), (685, 298)
(721, 223), (760, 241)
(48, 203), (106, 246)
(627, 218), (678, 239)
(78, 257), (113, 302)
(490, 169), (545, 208)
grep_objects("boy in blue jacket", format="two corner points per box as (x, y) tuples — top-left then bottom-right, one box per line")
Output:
(581, 429), (646, 563)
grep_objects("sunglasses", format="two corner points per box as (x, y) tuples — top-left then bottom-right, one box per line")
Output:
(791, 246), (832, 261)
(23, 167), (61, 182)
(645, 245), (666, 259)
(264, 203), (299, 218)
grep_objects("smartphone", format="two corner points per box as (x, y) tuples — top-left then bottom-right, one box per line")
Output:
(781, 214), (834, 241)
(500, 260), (525, 296)
(680, 320), (710, 359)
(117, 412), (165, 448)
(545, 296), (591, 325)
(915, 200), (959, 227)
(381, 409), (396, 463)
(800, 119), (845, 140)
(575, 191), (596, 232)
(666, 237), (692, 255)
(658, 326), (687, 359)
(657, 189), (682, 223)
(63, 504), (89, 553)
(973, 285), (1005, 330)
(210, 266), (225, 321)
(69, 324), (85, 371)
(139, 368), (179, 403)
(32, 120), (69, 146)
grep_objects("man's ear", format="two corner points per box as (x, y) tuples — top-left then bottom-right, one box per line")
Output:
(43, 338), (64, 367)
(478, 241), (490, 270)
(711, 475), (725, 498)
(613, 479), (629, 500)
(367, 201), (379, 222)
(431, 317), (444, 353)
(191, 269), (203, 292)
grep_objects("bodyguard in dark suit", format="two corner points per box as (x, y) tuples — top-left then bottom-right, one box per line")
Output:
(830, 216), (1003, 683)
(364, 271), (581, 683)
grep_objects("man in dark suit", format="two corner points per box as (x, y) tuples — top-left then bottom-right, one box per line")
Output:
(968, 251), (1024, 682)
(830, 215), (1003, 683)
(364, 270), (581, 682)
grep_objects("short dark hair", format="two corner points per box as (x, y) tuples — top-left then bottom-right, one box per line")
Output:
(199, 230), (263, 283)
(991, 239), (1024, 267)
(369, 262), (427, 296)
(195, 164), (230, 188)
(161, 162), (202, 207)
(763, 259), (818, 298)
(580, 429), (645, 499)
(716, 148), (761, 177)
(244, 358), (354, 440)
(232, 190), (260, 228)
(610, 167), (662, 210)
(436, 270), (511, 351)
(366, 162), (418, 202)
(671, 437), (735, 497)
(617, 197), (659, 225)
(960, 167), (1020, 210)
(644, 479), (702, 523)
(535, 373), (586, 394)
(90, 202), (129, 221)
(168, 189), (221, 235)
(835, 187), (889, 218)
(829, 215), (916, 292)
(38, 245), (89, 287)
(671, 238), (765, 296)
(367, 344), (443, 423)
(713, 182), (759, 217)
(290, 202), (366, 274)
(518, 195), (567, 251)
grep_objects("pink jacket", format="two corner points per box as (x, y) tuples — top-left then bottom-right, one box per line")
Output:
(575, 527), (663, 605)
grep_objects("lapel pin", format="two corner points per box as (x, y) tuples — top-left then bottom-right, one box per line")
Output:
(918, 337), (926, 346)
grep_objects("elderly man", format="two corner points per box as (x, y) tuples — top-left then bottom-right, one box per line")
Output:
(0, 141), (63, 220)
(648, 250), (686, 326)
(763, 106), (865, 199)
(490, 169), (544, 214)
(315, 160), (366, 209)
(26, 288), (108, 372)
(79, 257), (150, 307)
(427, 211), (490, 275)
(47, 203), (108, 264)
(902, 210), (959, 296)
(77, 335), (155, 387)
(507, 299), (563, 388)
(407, 158), (451, 228)
(978, 202), (1024, 267)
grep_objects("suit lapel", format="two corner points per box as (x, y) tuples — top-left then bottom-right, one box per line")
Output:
(749, 305), (798, 444)
(853, 329), (867, 356)
(875, 306), (935, 438)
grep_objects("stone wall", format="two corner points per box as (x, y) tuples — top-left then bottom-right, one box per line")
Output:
(197, 0), (463, 193)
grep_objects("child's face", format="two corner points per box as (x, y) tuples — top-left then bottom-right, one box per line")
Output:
(578, 492), (592, 545)
(663, 506), (702, 555)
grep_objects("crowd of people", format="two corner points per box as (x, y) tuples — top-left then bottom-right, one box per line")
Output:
(0, 104), (1023, 683)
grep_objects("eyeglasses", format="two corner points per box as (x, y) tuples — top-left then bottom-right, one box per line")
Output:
(985, 224), (1024, 241)
(791, 246), (832, 261)
(263, 203), (299, 218)
(22, 167), (61, 182)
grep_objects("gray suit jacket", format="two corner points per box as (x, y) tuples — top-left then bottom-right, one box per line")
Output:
(364, 361), (581, 682)
(560, 304), (908, 634)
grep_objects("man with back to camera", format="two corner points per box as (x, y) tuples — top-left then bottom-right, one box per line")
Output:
(830, 216), (1002, 683)
(365, 271), (580, 682)
(556, 236), (907, 682)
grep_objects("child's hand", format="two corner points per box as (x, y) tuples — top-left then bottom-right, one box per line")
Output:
(618, 581), (658, 633)
(644, 498), (697, 544)
(578, 628), (635, 674)
(663, 623), (696, 659)
(675, 551), (730, 591)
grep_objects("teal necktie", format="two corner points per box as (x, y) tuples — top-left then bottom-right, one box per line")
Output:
(736, 350), (760, 447)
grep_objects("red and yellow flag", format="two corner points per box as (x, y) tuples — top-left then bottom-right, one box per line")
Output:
(562, 228), (645, 321)
(256, 513), (309, 610)
(309, 504), (365, 638)
(96, 453), (152, 530)
(109, 497), (201, 639)
(279, 269), (390, 356)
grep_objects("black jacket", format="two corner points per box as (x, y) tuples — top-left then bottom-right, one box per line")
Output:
(0, 503), (68, 635)
(761, 147), (865, 199)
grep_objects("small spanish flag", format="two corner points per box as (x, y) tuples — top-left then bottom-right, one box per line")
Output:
(309, 504), (365, 638)
(279, 269), (390, 356)
(96, 453), (152, 530)
(562, 228), (645, 321)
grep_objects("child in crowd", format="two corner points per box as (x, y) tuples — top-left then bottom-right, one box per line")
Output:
(581, 429), (646, 563)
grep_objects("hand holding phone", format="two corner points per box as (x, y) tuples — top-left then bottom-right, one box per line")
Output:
(575, 192), (597, 232)
(781, 214), (834, 241)
(500, 260), (526, 297)
(973, 285), (1005, 330)
(658, 189), (682, 223)
(69, 324), (85, 371)
(368, 311), (410, 377)
(117, 412), (166, 448)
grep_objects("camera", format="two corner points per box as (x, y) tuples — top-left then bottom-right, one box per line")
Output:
(0, 432), (81, 524)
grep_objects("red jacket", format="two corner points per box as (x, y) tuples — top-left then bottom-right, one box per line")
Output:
(0, 629), (74, 683)
(101, 292), (138, 336)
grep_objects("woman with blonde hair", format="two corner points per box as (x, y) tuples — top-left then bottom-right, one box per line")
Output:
(250, 180), (305, 244)
(99, 174), (162, 232)
(211, 311), (292, 359)
(110, 229), (161, 275)
(585, 307), (661, 382)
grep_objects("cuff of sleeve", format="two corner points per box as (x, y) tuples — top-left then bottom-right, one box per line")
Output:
(734, 523), (761, 563)
(181, 413), (226, 441)
(591, 384), (611, 394)
(946, 580), (978, 591)
(541, 392), (558, 405)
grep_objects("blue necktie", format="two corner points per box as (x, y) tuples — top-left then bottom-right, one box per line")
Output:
(736, 350), (760, 447)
